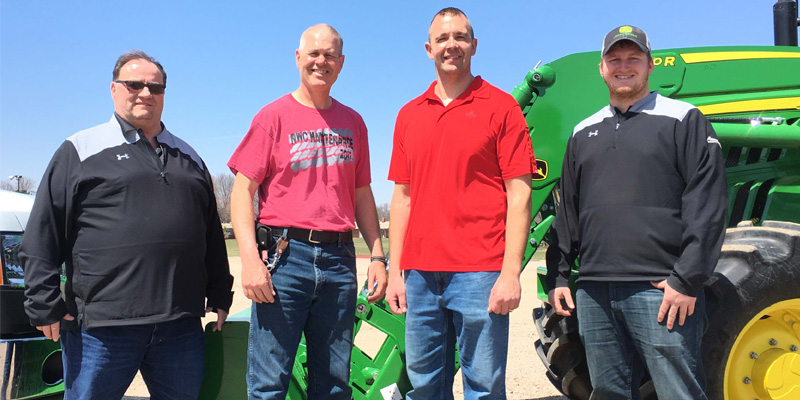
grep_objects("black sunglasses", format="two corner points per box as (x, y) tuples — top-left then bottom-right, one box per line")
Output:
(114, 80), (166, 94)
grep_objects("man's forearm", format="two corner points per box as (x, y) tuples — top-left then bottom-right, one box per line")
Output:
(230, 173), (259, 258)
(205, 197), (234, 311)
(388, 184), (411, 277)
(354, 186), (385, 257)
(502, 176), (533, 274)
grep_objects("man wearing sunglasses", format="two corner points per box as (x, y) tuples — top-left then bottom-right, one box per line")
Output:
(21, 50), (233, 400)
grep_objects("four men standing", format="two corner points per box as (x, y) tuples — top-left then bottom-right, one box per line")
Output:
(18, 15), (730, 400)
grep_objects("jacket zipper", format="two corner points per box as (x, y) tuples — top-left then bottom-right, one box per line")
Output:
(142, 137), (168, 183)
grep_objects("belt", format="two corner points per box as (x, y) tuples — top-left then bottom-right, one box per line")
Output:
(267, 226), (353, 244)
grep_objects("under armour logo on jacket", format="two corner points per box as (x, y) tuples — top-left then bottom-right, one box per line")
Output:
(588, 130), (598, 137)
(117, 154), (130, 160)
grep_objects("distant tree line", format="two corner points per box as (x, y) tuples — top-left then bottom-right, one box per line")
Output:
(1, 176), (36, 194)
(212, 173), (235, 223)
(377, 202), (390, 221)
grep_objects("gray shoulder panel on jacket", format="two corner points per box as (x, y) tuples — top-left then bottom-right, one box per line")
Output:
(641, 94), (696, 121)
(66, 117), (132, 162)
(573, 107), (614, 136)
(158, 131), (205, 171)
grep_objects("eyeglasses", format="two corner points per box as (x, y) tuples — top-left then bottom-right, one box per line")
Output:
(114, 80), (166, 94)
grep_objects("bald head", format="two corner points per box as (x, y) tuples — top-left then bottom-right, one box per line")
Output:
(299, 24), (344, 56)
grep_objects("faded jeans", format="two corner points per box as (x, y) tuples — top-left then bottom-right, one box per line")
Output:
(247, 238), (357, 400)
(404, 270), (508, 400)
(577, 281), (707, 400)
(60, 317), (205, 400)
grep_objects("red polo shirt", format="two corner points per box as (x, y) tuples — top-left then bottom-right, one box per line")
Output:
(388, 77), (535, 271)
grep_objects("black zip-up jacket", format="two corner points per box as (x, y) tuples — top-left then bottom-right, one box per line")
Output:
(547, 92), (727, 296)
(21, 116), (233, 329)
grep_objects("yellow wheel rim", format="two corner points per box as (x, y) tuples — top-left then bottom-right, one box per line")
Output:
(724, 299), (800, 400)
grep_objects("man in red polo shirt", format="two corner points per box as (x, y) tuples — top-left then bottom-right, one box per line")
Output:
(386, 7), (535, 399)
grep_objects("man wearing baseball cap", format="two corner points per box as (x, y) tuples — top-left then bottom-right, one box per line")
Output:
(547, 25), (727, 399)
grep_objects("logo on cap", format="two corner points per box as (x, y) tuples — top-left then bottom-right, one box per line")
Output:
(620, 26), (633, 34)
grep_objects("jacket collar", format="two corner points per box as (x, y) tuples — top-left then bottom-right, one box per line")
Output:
(112, 113), (168, 144)
(609, 90), (658, 115)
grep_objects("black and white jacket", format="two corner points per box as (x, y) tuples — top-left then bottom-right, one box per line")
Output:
(548, 91), (727, 297)
(21, 115), (233, 329)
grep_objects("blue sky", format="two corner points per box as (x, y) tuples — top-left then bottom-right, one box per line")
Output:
(0, 0), (780, 205)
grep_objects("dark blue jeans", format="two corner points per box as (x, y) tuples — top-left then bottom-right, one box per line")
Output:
(247, 238), (357, 400)
(404, 270), (508, 400)
(577, 282), (707, 400)
(60, 317), (205, 400)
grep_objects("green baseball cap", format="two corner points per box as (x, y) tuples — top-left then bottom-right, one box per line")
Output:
(602, 25), (651, 55)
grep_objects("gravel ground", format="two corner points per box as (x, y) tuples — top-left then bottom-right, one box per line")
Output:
(118, 257), (566, 400)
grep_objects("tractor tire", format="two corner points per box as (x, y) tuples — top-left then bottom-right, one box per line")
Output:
(533, 305), (592, 400)
(702, 220), (800, 400)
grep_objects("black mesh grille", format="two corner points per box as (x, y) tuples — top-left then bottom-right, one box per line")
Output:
(725, 147), (743, 168)
(729, 181), (754, 227)
(750, 179), (775, 224)
(745, 147), (763, 165)
(766, 148), (784, 162)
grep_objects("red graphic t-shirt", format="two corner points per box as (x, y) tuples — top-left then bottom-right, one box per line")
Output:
(229, 94), (371, 231)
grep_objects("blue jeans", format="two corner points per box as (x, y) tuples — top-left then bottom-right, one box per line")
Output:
(404, 270), (508, 400)
(247, 238), (357, 400)
(576, 282), (707, 400)
(60, 317), (205, 400)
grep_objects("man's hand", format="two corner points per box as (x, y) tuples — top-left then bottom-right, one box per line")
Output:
(488, 272), (521, 315)
(385, 274), (407, 315)
(37, 313), (74, 342)
(241, 250), (275, 304)
(366, 261), (388, 303)
(651, 279), (696, 330)
(548, 287), (575, 317)
(206, 308), (229, 332)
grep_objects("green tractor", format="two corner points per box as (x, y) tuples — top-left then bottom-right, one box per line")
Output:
(517, 1), (800, 399)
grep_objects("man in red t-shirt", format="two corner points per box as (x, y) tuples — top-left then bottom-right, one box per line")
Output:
(386, 7), (535, 399)
(228, 24), (387, 400)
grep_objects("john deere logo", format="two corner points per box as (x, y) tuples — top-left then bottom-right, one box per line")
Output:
(533, 159), (548, 181)
(620, 26), (633, 34)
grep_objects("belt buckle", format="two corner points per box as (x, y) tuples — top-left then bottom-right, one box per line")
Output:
(307, 230), (321, 244)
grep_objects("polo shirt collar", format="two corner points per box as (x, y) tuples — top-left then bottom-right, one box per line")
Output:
(417, 75), (489, 106)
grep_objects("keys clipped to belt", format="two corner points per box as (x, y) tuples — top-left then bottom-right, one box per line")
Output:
(265, 236), (288, 272)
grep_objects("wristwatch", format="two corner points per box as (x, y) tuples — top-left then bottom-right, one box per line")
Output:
(370, 256), (387, 266)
